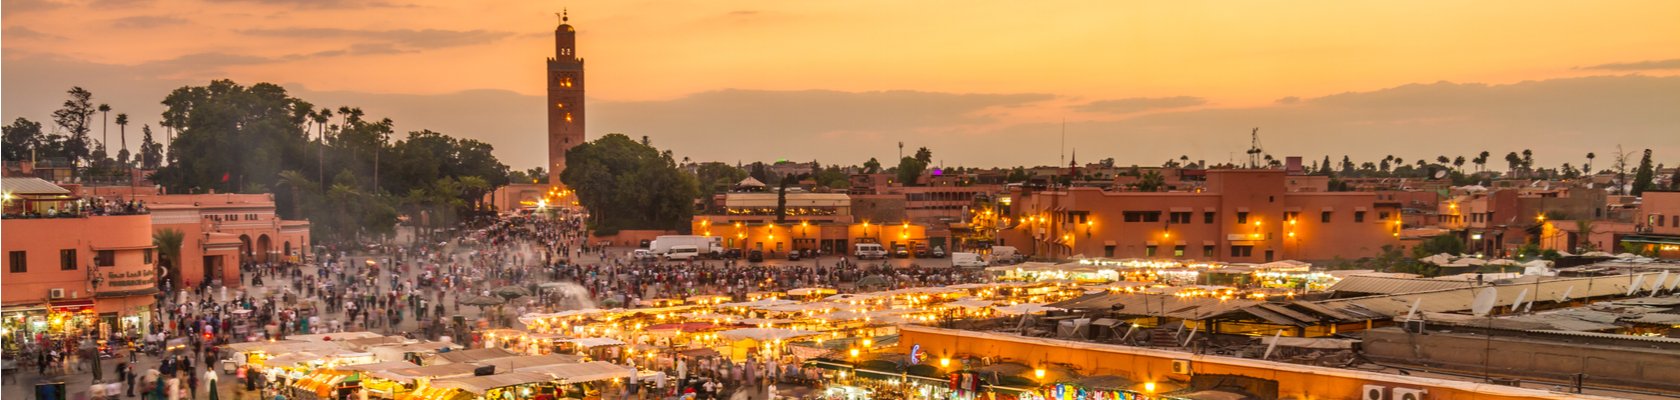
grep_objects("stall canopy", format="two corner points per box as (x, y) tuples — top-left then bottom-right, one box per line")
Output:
(716, 328), (821, 341)
(481, 354), (587, 371)
(431, 371), (554, 395)
(333, 361), (419, 372)
(437, 348), (522, 364)
(563, 337), (626, 348)
(517, 361), (635, 384)
(374, 363), (484, 383)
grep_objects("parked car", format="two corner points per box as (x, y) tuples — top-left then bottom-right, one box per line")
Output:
(638, 239), (651, 248)
(931, 246), (947, 258)
(632, 249), (656, 260)
(893, 244), (911, 258)
(914, 243), (931, 258)
(787, 251), (802, 261)
(748, 250), (765, 263)
(725, 249), (743, 259)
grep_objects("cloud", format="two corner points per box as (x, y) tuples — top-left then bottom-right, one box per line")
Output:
(1076, 96), (1206, 114)
(223, 0), (415, 8)
(2, 26), (64, 40)
(2, 0), (69, 13)
(1577, 58), (1680, 71)
(240, 28), (515, 51)
(111, 15), (189, 29)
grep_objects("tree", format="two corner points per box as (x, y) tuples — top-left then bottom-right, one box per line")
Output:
(1521, 149), (1534, 172)
(863, 157), (882, 174)
(1136, 170), (1165, 192)
(560, 133), (699, 235)
(1452, 156), (1466, 172)
(153, 228), (185, 287)
(1412, 235), (1466, 258)
(1319, 156), (1332, 174)
(896, 156), (928, 186)
(97, 103), (111, 162)
(2, 118), (45, 161)
(1584, 152), (1596, 174)
(51, 87), (96, 176)
(913, 147), (932, 164)
(1504, 152), (1522, 176)
(1631, 148), (1656, 196)
(115, 113), (131, 167)
(694, 162), (748, 193)
(154, 80), (312, 194)
(139, 125), (163, 169)
(1474, 151), (1490, 173)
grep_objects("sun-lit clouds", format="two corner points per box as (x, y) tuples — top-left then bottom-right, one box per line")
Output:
(1578, 58), (1680, 71)
(4, 1), (1679, 169)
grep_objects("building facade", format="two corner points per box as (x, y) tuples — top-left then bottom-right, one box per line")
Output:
(547, 10), (587, 187)
(84, 189), (311, 288)
(3, 178), (158, 340)
(999, 169), (1401, 262)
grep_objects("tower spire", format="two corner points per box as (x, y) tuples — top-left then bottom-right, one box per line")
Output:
(563, 8), (569, 23)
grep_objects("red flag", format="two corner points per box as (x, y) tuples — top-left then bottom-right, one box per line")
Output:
(221, 172), (230, 183)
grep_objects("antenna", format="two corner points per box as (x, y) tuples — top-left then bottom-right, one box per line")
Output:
(1060, 119), (1066, 169)
(1246, 127), (1264, 168)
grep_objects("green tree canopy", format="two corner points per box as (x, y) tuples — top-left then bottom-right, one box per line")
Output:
(561, 133), (699, 235)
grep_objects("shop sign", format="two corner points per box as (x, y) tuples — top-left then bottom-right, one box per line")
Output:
(103, 268), (157, 289)
(51, 299), (96, 313)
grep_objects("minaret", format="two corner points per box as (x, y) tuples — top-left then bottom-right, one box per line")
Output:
(547, 9), (586, 188)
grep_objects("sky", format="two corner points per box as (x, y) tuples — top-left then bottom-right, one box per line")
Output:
(4, 0), (1679, 170)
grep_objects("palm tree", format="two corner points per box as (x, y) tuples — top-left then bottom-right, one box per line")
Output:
(1136, 170), (1165, 192)
(1584, 152), (1596, 175)
(1474, 151), (1490, 173)
(97, 103), (111, 161)
(115, 113), (130, 167)
(1453, 156), (1466, 172)
(153, 228), (185, 287)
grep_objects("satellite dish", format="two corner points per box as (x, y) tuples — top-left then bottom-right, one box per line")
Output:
(1471, 287), (1498, 317)
(1432, 168), (1448, 179)
(1651, 271), (1670, 294)
(1627, 274), (1646, 296)
(1558, 286), (1574, 302)
(1403, 298), (1422, 322)
(1509, 289), (1528, 314)
(1262, 330), (1284, 360)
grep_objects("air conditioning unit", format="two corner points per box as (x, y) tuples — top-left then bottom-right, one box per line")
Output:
(1392, 388), (1427, 400)
(1362, 384), (1391, 400)
(49, 288), (66, 300)
(1170, 359), (1192, 375)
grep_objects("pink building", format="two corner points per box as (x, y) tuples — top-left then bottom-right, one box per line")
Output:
(1624, 191), (1680, 258)
(999, 169), (1401, 262)
(3, 178), (159, 338)
(84, 188), (312, 287)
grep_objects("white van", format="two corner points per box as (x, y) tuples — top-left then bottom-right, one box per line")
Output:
(951, 252), (986, 268)
(989, 246), (1020, 265)
(665, 245), (701, 261)
(854, 243), (887, 259)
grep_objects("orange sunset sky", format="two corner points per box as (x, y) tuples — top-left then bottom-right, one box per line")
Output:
(4, 1), (1678, 169)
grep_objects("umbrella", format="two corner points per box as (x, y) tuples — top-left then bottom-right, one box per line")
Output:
(461, 295), (506, 307)
(493, 286), (531, 299)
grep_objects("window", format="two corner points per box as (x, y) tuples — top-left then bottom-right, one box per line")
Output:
(1203, 245), (1215, 258)
(1321, 211), (1333, 223)
(8, 251), (24, 273)
(1103, 245), (1115, 258)
(1674, 215), (1679, 228)
(144, 249), (154, 264)
(1169, 212), (1192, 224)
(1236, 212), (1249, 224)
(1122, 211), (1161, 223)
(1230, 245), (1254, 258)
(1145, 245), (1157, 257)
(1204, 212), (1215, 224)
(61, 249), (78, 270)
(1354, 211), (1367, 223)
(96, 250), (115, 267)
(1379, 212), (1391, 220)
(1173, 245), (1186, 257)
(1284, 212), (1299, 222)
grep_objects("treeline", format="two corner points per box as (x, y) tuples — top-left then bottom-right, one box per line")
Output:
(3, 87), (165, 183)
(6, 81), (515, 244)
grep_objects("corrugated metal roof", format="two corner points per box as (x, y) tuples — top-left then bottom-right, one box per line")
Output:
(1326, 275), (1477, 295)
(1049, 292), (1259, 320)
(1, 177), (70, 195)
(1314, 273), (1661, 319)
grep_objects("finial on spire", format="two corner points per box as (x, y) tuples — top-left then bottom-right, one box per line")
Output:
(563, 8), (569, 23)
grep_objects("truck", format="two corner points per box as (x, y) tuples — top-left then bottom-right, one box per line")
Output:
(649, 235), (724, 257)
(951, 252), (987, 268)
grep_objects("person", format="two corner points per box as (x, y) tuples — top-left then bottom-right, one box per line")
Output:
(204, 367), (220, 400)
(187, 367), (200, 400)
(168, 371), (182, 400)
